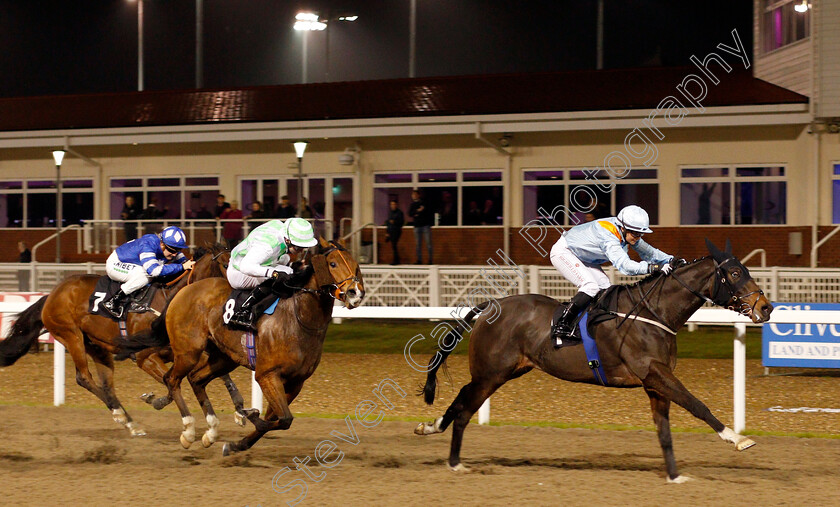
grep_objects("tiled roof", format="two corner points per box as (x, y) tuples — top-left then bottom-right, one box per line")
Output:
(0, 67), (808, 132)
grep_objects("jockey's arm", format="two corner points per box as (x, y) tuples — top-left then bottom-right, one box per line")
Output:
(601, 237), (649, 276)
(631, 239), (674, 266)
(139, 250), (186, 278)
(237, 246), (294, 278)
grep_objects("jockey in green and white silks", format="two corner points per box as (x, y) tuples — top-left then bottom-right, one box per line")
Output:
(549, 205), (677, 349)
(226, 217), (318, 329)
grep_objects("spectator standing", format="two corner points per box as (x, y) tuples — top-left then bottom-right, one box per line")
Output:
(141, 198), (166, 234)
(120, 195), (142, 241)
(247, 201), (267, 230)
(220, 200), (244, 249)
(384, 199), (405, 265)
(275, 195), (297, 219)
(17, 241), (31, 291)
(465, 200), (483, 225)
(408, 190), (433, 264)
(299, 197), (313, 219)
(214, 194), (230, 218)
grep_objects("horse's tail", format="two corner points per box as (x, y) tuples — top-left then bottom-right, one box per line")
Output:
(0, 297), (47, 366)
(113, 307), (171, 361)
(421, 301), (488, 405)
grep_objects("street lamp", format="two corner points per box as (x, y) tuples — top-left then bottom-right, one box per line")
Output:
(52, 150), (66, 263)
(128, 0), (144, 91)
(293, 141), (308, 215)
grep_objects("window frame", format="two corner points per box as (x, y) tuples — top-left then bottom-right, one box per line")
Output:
(108, 175), (220, 221)
(760, 0), (810, 55)
(678, 164), (788, 226)
(372, 169), (505, 226)
(521, 167), (659, 226)
(0, 178), (95, 228)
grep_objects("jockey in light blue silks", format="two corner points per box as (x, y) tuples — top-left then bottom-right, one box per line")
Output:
(226, 217), (318, 329)
(549, 205), (678, 349)
(103, 226), (194, 318)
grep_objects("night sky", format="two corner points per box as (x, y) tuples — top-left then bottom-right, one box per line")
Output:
(0, 1), (753, 98)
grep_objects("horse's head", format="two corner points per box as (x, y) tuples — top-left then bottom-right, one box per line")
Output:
(190, 243), (230, 281)
(705, 239), (773, 323)
(311, 237), (365, 309)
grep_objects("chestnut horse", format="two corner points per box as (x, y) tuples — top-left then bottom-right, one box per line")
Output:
(415, 240), (773, 482)
(0, 244), (247, 436)
(145, 238), (364, 453)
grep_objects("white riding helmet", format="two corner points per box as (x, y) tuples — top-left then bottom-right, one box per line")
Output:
(616, 205), (653, 234)
(285, 217), (318, 248)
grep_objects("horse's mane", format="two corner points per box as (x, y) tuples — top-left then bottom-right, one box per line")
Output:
(192, 242), (228, 261)
(628, 256), (712, 288)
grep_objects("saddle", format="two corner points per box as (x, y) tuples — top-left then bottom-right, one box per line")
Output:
(222, 288), (280, 329)
(89, 276), (157, 321)
(555, 285), (621, 341)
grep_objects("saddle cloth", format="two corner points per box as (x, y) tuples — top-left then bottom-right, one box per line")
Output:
(88, 276), (157, 321)
(222, 288), (280, 328)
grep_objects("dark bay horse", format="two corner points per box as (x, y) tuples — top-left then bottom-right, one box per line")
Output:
(415, 240), (773, 483)
(0, 244), (247, 435)
(144, 238), (364, 452)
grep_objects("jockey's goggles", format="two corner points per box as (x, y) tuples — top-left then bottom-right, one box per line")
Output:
(163, 244), (181, 254)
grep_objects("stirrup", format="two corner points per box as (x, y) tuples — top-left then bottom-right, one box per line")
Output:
(102, 301), (124, 319)
(228, 312), (256, 330)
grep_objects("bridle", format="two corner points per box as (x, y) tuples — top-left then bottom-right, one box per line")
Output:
(319, 241), (362, 301)
(671, 256), (765, 317)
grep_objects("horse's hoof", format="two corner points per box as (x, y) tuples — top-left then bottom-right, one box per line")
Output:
(126, 422), (146, 436)
(667, 475), (692, 484)
(222, 443), (234, 456)
(140, 392), (155, 404)
(233, 411), (246, 427)
(448, 463), (469, 473)
(736, 438), (756, 451)
(202, 432), (216, 448)
(414, 422), (426, 435)
(180, 434), (193, 449)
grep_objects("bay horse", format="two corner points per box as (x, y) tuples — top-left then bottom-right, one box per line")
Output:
(0, 244), (248, 436)
(415, 239), (773, 483)
(144, 238), (364, 453)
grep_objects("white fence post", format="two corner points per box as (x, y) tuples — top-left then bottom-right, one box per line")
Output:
(251, 370), (263, 413)
(53, 340), (65, 406)
(733, 322), (746, 433)
(529, 265), (540, 294)
(478, 398), (490, 425)
(429, 266), (440, 307)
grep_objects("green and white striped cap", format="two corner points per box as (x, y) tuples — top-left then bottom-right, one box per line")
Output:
(285, 217), (318, 247)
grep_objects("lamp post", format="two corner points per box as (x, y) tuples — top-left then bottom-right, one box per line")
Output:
(293, 141), (309, 215)
(52, 150), (66, 263)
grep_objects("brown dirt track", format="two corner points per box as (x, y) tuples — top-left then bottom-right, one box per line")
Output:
(1, 352), (839, 506)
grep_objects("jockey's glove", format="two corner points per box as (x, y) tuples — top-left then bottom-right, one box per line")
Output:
(648, 263), (673, 275)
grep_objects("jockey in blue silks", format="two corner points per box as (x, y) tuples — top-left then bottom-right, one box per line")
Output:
(549, 205), (678, 349)
(102, 226), (195, 318)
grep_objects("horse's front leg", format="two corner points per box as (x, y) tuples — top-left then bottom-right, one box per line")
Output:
(643, 361), (755, 452)
(645, 388), (686, 483)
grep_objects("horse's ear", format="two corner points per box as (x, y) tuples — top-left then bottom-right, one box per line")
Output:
(337, 237), (347, 249)
(705, 238), (722, 257)
(318, 237), (329, 248)
(724, 239), (732, 254)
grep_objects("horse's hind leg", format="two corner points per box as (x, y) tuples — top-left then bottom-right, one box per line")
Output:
(87, 344), (145, 436)
(153, 350), (202, 448)
(222, 378), (304, 456)
(186, 357), (237, 447)
(643, 361), (755, 453)
(646, 389), (684, 483)
(443, 378), (503, 471)
(222, 373), (253, 427)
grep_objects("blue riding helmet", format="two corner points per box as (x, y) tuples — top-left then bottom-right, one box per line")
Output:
(160, 226), (187, 250)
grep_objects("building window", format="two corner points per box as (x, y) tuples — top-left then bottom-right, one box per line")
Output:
(680, 166), (786, 225)
(109, 176), (220, 221)
(522, 168), (658, 226)
(761, 0), (810, 53)
(372, 170), (503, 226)
(0, 179), (94, 228)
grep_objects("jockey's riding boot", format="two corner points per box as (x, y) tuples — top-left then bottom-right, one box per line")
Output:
(551, 292), (593, 349)
(229, 284), (273, 331)
(102, 290), (127, 319)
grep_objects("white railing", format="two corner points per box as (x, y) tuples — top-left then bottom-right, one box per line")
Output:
(4, 263), (840, 303)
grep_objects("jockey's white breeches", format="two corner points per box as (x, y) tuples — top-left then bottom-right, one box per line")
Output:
(106, 251), (152, 294)
(550, 236), (611, 297)
(227, 266), (267, 290)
